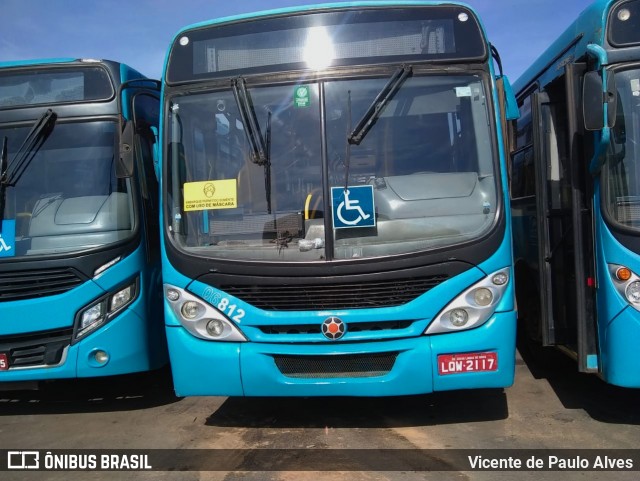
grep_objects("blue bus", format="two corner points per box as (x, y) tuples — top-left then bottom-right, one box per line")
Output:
(160, 2), (519, 396)
(511, 0), (640, 387)
(0, 59), (167, 383)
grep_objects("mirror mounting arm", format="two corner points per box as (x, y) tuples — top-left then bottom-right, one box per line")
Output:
(583, 44), (616, 175)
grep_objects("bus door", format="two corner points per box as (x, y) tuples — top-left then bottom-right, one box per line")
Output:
(531, 65), (598, 371)
(119, 82), (161, 261)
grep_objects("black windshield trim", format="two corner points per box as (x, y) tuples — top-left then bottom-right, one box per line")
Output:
(162, 67), (504, 274)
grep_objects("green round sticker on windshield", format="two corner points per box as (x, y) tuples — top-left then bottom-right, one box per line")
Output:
(294, 86), (310, 107)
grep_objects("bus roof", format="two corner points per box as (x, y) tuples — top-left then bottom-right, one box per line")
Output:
(0, 58), (78, 69)
(513, 0), (627, 95)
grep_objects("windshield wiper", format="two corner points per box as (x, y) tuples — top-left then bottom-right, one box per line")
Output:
(0, 109), (57, 228)
(231, 77), (276, 214)
(264, 110), (273, 214)
(0, 137), (7, 230)
(347, 65), (412, 146)
(231, 77), (268, 166)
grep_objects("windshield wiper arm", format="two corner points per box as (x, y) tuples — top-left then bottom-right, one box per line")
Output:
(3, 109), (57, 187)
(0, 109), (57, 228)
(0, 137), (7, 186)
(264, 110), (273, 214)
(0, 137), (7, 229)
(231, 77), (268, 166)
(347, 65), (412, 146)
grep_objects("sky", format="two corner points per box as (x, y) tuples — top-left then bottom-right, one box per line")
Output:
(0, 0), (593, 82)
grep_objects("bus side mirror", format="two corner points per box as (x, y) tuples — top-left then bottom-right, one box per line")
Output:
(499, 75), (520, 121)
(583, 70), (617, 131)
(118, 120), (135, 178)
(151, 126), (160, 180)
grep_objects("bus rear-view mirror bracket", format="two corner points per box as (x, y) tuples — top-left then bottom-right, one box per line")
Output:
(498, 75), (519, 121)
(118, 120), (135, 178)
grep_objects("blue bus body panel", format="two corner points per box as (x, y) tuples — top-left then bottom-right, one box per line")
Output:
(599, 307), (640, 387)
(75, 304), (160, 378)
(0, 282), (104, 336)
(166, 327), (244, 396)
(593, 186), (640, 387)
(0, 245), (166, 381)
(165, 240), (515, 396)
(166, 312), (515, 397)
(1, 303), (157, 382)
(239, 338), (433, 397)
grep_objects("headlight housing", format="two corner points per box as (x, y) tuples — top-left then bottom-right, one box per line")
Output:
(609, 264), (640, 309)
(74, 278), (138, 342)
(424, 268), (510, 335)
(164, 284), (247, 342)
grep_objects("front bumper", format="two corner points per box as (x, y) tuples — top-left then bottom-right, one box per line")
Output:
(166, 310), (516, 397)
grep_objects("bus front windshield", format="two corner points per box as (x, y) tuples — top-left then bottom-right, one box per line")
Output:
(0, 121), (134, 258)
(605, 68), (640, 231)
(167, 73), (498, 262)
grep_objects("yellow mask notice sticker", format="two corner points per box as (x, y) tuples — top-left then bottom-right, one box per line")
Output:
(183, 179), (237, 211)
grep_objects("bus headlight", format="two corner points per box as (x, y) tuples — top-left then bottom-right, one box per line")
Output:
(473, 288), (493, 306)
(181, 301), (203, 319)
(609, 264), (640, 309)
(80, 301), (107, 334)
(627, 282), (640, 303)
(449, 308), (469, 327)
(74, 279), (139, 342)
(164, 284), (247, 342)
(110, 285), (134, 312)
(492, 272), (508, 286)
(206, 319), (225, 337)
(424, 268), (510, 335)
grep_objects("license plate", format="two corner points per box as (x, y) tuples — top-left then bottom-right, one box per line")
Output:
(438, 352), (497, 375)
(0, 353), (8, 371)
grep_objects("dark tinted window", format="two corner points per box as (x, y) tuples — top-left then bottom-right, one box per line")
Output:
(132, 93), (160, 202)
(515, 95), (532, 150)
(511, 146), (535, 198)
(510, 94), (535, 198)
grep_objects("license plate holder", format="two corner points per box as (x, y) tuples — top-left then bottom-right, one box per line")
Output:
(0, 353), (9, 371)
(438, 352), (497, 375)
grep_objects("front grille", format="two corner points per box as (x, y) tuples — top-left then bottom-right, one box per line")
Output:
(0, 268), (83, 302)
(259, 320), (413, 335)
(273, 352), (398, 378)
(221, 275), (447, 311)
(0, 328), (73, 369)
(0, 268), (84, 302)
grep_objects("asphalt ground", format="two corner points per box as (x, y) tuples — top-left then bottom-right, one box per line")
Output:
(1, 345), (640, 481)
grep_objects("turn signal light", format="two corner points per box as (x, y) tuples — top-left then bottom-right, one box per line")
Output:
(616, 267), (632, 281)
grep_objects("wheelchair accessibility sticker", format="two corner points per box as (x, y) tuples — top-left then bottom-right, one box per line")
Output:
(0, 219), (16, 258)
(331, 185), (376, 229)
